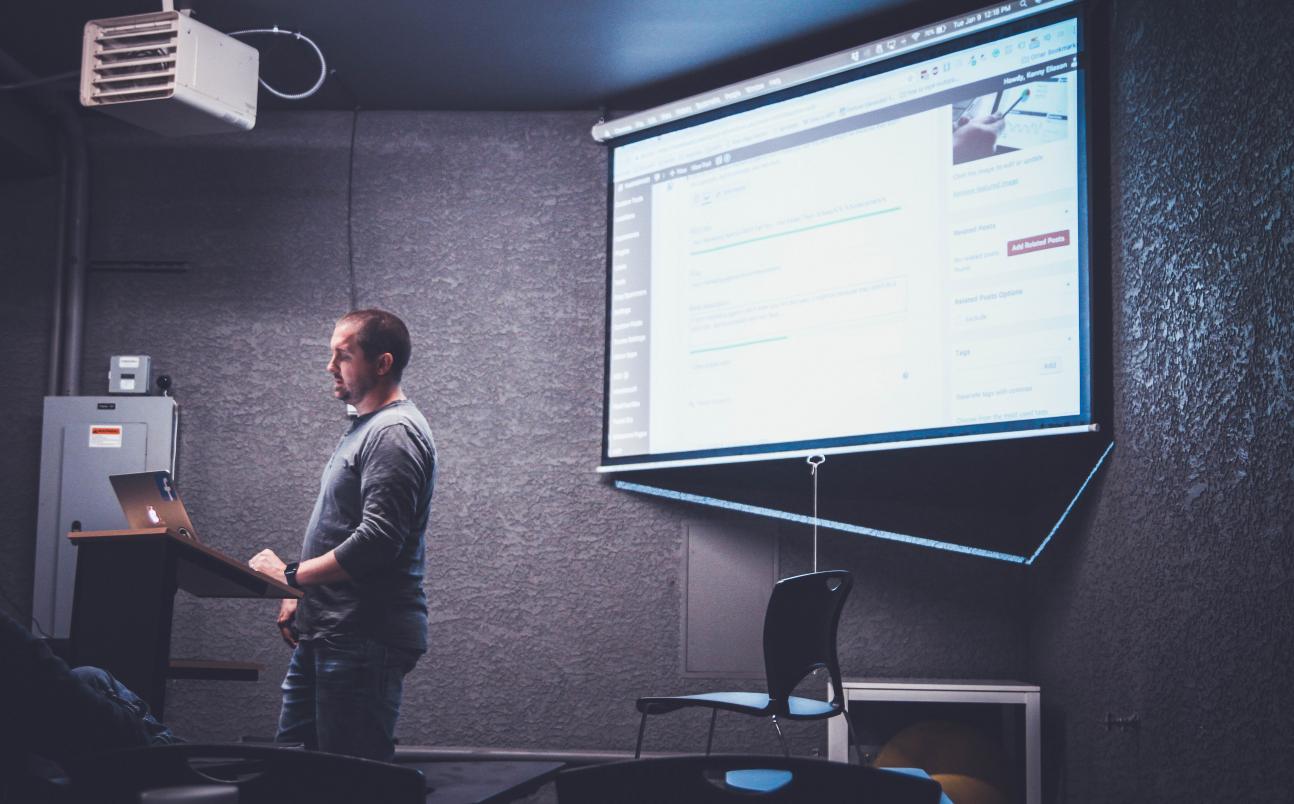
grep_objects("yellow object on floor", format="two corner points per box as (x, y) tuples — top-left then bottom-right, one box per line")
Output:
(931, 773), (1010, 804)
(875, 720), (1010, 804)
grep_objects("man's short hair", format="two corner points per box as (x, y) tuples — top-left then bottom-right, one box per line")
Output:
(339, 309), (412, 382)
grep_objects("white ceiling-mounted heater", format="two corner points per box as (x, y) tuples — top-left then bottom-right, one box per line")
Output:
(80, 1), (258, 135)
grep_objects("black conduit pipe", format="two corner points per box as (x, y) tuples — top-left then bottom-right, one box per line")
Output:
(60, 127), (88, 396)
(46, 134), (69, 396)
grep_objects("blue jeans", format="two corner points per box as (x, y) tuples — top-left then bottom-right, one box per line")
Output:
(69, 666), (182, 746)
(275, 635), (419, 761)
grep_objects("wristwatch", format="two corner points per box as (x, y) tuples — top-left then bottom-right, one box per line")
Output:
(284, 561), (301, 589)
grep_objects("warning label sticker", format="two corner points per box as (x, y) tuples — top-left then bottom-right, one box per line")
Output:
(89, 425), (123, 448)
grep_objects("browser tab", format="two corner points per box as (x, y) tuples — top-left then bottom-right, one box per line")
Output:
(593, 0), (1078, 143)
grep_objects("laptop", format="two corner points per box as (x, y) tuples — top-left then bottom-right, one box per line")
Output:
(109, 470), (202, 542)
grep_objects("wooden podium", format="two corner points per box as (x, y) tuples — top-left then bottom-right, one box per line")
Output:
(68, 528), (301, 718)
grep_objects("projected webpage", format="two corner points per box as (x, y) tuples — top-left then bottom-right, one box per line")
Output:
(607, 18), (1085, 462)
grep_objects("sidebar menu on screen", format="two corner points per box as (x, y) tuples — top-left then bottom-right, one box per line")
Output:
(606, 175), (653, 458)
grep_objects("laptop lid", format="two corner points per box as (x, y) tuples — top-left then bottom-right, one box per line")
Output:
(109, 470), (201, 542)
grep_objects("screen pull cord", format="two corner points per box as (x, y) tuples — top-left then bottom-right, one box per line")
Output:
(807, 454), (826, 572)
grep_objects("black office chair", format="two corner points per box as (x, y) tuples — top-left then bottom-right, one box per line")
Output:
(557, 755), (944, 804)
(635, 569), (864, 764)
(64, 744), (426, 804)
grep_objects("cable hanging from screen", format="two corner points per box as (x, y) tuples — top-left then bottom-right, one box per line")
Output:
(227, 27), (327, 100)
(808, 454), (826, 572)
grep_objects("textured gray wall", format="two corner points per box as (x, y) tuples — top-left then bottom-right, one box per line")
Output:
(1026, 1), (1294, 802)
(0, 173), (56, 628)
(0, 110), (1026, 756)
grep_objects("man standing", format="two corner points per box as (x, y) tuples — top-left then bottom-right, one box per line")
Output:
(249, 309), (436, 761)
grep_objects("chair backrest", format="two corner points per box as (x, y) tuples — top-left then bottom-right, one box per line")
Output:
(557, 755), (942, 804)
(65, 744), (426, 804)
(763, 570), (853, 714)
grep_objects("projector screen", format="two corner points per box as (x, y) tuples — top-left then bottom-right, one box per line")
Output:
(602, 3), (1095, 472)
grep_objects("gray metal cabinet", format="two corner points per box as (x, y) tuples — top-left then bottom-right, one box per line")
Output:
(31, 396), (177, 638)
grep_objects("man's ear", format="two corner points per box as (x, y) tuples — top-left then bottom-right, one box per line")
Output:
(377, 352), (394, 376)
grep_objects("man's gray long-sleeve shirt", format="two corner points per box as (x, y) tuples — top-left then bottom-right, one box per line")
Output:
(296, 399), (436, 652)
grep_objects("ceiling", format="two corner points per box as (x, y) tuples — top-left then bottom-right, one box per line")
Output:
(0, 0), (983, 113)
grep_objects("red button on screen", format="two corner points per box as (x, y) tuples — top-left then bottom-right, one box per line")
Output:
(1007, 229), (1071, 256)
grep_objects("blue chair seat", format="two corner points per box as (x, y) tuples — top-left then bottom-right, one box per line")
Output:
(558, 756), (945, 804)
(724, 768), (793, 793)
(639, 691), (838, 719)
(883, 767), (957, 804)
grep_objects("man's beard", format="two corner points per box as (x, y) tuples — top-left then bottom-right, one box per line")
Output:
(334, 375), (372, 402)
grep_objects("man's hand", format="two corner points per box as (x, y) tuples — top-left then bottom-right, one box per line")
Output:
(249, 548), (288, 585)
(277, 598), (299, 648)
(952, 113), (1005, 162)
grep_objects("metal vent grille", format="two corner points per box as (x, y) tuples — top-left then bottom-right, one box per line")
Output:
(84, 13), (178, 105)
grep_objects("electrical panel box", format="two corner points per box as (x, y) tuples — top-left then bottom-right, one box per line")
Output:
(109, 355), (151, 394)
(31, 396), (178, 638)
